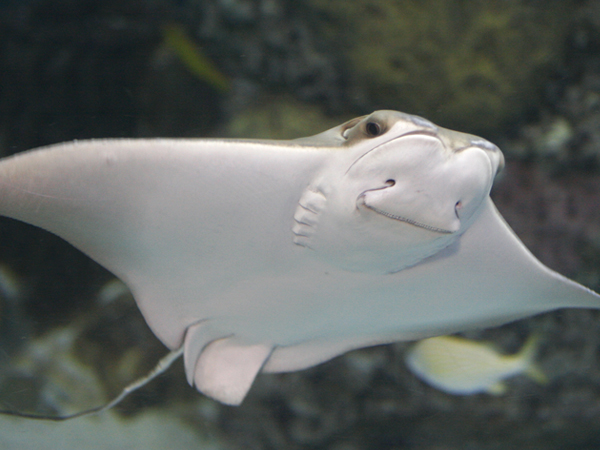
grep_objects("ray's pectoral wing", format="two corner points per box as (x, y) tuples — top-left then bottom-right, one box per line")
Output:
(435, 198), (600, 316)
(0, 141), (163, 272)
(0, 140), (275, 407)
(269, 198), (600, 375)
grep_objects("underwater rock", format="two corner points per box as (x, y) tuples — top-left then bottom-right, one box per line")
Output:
(307, 0), (574, 135)
(0, 409), (220, 450)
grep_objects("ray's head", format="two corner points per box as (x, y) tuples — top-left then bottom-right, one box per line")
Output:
(293, 110), (505, 273)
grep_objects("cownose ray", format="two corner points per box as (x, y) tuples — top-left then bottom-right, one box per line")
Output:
(0, 110), (598, 415)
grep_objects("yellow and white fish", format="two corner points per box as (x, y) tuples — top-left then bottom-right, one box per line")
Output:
(0, 263), (21, 301)
(96, 278), (131, 305)
(405, 334), (548, 395)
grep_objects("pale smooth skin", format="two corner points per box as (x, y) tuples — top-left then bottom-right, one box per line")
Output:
(0, 110), (597, 405)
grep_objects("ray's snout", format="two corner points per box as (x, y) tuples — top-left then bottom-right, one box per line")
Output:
(466, 137), (505, 176)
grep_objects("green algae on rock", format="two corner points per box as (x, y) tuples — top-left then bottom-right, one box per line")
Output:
(307, 0), (574, 135)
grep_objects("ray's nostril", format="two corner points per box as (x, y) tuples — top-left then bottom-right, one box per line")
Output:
(385, 179), (395, 186)
(455, 201), (462, 218)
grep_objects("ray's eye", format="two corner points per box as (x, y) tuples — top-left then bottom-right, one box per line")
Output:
(366, 122), (382, 137)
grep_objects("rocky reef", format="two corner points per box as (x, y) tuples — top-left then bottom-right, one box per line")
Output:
(306, 0), (574, 136)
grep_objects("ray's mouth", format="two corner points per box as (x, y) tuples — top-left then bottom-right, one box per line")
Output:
(362, 202), (454, 234)
(358, 183), (455, 235)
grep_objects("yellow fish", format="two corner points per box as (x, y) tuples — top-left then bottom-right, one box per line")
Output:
(0, 263), (20, 301)
(161, 23), (230, 92)
(405, 334), (548, 395)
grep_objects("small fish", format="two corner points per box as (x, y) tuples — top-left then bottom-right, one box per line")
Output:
(96, 278), (130, 305)
(405, 334), (548, 395)
(0, 264), (20, 301)
(161, 23), (230, 92)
